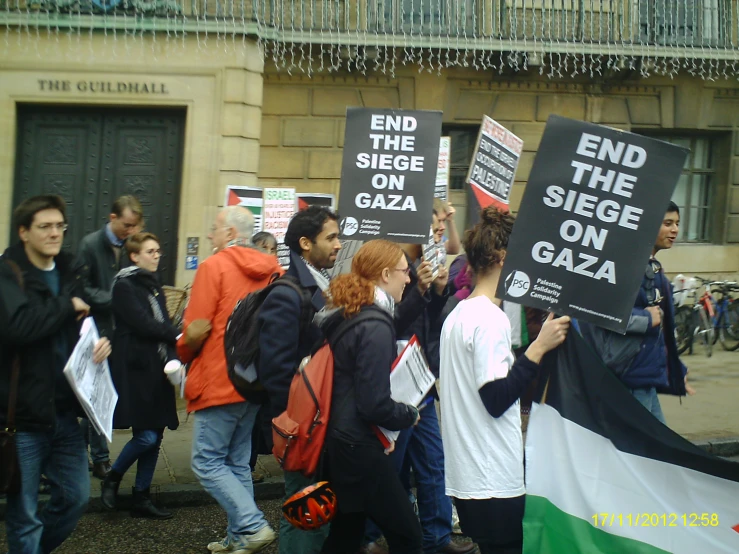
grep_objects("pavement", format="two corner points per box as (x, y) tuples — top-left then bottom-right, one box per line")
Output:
(2, 349), (738, 516)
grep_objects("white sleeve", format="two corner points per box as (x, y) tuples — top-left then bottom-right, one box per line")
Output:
(472, 322), (512, 389)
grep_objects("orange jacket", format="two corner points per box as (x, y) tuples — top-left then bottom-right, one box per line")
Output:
(177, 245), (283, 413)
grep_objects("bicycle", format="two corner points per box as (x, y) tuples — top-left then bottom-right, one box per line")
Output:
(673, 279), (739, 356)
(706, 280), (739, 352)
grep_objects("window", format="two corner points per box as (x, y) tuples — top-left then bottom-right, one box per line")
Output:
(443, 125), (478, 190)
(659, 136), (716, 243)
(639, 0), (728, 47)
(373, 0), (475, 35)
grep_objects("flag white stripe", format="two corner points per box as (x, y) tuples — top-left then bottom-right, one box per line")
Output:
(526, 403), (739, 554)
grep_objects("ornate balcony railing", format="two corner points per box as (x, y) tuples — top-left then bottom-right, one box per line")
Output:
(1, 0), (737, 79)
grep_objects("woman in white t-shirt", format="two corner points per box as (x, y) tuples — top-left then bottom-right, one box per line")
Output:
(439, 206), (570, 554)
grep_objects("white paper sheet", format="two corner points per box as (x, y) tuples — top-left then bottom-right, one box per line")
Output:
(63, 318), (118, 442)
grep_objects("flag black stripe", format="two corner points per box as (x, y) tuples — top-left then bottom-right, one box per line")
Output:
(538, 332), (739, 483)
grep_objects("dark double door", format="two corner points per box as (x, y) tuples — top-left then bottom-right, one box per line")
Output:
(13, 105), (185, 285)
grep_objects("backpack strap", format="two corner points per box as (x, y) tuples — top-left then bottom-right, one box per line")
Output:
(329, 308), (393, 347)
(269, 275), (317, 337)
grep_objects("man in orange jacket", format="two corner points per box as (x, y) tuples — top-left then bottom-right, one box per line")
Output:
(177, 206), (283, 554)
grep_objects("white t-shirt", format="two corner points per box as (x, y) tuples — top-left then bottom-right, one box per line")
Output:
(439, 295), (524, 499)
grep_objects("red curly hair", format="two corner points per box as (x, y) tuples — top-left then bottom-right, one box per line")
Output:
(328, 240), (404, 316)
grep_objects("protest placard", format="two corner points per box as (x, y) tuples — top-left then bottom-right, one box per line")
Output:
(63, 318), (118, 442)
(263, 188), (296, 268)
(497, 116), (689, 333)
(297, 193), (335, 211)
(326, 239), (363, 279)
(435, 137), (451, 201)
(466, 117), (523, 223)
(225, 186), (263, 232)
(338, 108), (442, 242)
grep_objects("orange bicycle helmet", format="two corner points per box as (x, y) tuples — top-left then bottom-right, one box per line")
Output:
(282, 481), (337, 530)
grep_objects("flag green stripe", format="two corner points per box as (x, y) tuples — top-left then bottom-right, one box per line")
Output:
(523, 495), (670, 554)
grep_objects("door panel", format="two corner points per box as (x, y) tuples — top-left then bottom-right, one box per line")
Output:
(13, 106), (184, 285)
(13, 108), (102, 251)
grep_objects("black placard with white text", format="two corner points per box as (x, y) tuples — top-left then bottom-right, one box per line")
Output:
(338, 108), (442, 242)
(497, 116), (688, 333)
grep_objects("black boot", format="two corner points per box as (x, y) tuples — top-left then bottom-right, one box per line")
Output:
(131, 487), (173, 520)
(100, 470), (123, 511)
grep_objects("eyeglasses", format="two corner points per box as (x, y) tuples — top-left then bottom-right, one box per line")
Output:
(392, 267), (411, 276)
(35, 223), (68, 233)
(143, 249), (162, 256)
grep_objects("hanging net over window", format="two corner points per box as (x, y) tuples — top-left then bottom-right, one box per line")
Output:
(2, 0), (738, 80)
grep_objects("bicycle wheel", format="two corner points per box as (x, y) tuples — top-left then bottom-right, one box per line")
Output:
(697, 308), (713, 357)
(719, 302), (739, 351)
(674, 306), (693, 355)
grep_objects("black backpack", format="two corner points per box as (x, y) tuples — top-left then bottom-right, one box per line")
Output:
(225, 275), (314, 402)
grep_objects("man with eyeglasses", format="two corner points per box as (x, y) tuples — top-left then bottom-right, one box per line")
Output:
(0, 194), (112, 554)
(579, 201), (694, 424)
(77, 195), (143, 479)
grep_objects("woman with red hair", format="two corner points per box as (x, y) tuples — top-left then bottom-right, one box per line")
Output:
(317, 239), (423, 554)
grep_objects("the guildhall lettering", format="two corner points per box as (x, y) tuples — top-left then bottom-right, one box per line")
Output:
(38, 79), (169, 95)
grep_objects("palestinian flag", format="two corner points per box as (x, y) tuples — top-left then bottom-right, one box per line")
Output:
(523, 331), (739, 554)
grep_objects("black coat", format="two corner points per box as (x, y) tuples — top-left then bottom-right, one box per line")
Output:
(111, 269), (179, 431)
(258, 250), (326, 422)
(320, 306), (417, 447)
(78, 226), (131, 338)
(0, 243), (85, 431)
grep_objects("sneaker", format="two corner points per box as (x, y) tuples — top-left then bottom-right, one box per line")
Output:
(207, 536), (233, 552)
(232, 526), (277, 554)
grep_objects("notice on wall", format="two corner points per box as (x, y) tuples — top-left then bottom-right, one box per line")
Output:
(435, 137), (451, 201)
(297, 193), (336, 212)
(337, 108), (443, 242)
(225, 186), (263, 232)
(496, 115), (688, 333)
(263, 188), (296, 268)
(466, 117), (522, 224)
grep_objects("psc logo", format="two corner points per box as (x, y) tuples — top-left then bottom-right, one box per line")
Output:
(505, 271), (531, 298)
(340, 217), (359, 236)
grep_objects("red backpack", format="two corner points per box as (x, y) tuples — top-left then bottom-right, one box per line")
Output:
(272, 310), (385, 477)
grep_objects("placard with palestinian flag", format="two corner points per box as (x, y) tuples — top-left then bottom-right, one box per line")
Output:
(524, 332), (739, 554)
(225, 186), (263, 232)
(297, 193), (335, 212)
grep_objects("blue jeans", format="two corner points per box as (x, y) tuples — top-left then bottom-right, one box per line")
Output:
(365, 401), (452, 553)
(279, 470), (330, 554)
(191, 402), (269, 538)
(631, 387), (667, 424)
(6, 412), (90, 554)
(111, 428), (164, 491)
(79, 417), (110, 464)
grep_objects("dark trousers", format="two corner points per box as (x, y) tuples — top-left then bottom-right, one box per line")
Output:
(7, 412), (90, 554)
(320, 439), (423, 554)
(365, 401), (452, 552)
(110, 428), (164, 491)
(455, 496), (525, 554)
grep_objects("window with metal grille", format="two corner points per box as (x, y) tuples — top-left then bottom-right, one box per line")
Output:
(656, 136), (715, 243)
(639, 0), (728, 47)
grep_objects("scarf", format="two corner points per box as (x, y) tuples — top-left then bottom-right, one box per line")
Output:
(301, 257), (331, 292)
(113, 266), (169, 364)
(373, 286), (395, 316)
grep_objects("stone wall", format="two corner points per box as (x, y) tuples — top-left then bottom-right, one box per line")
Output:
(259, 68), (739, 276)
